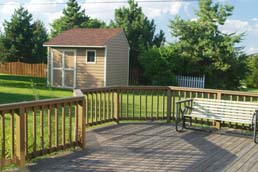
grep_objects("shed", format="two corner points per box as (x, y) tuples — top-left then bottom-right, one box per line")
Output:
(43, 28), (130, 88)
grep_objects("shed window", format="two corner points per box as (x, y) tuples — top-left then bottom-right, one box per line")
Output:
(86, 50), (96, 63)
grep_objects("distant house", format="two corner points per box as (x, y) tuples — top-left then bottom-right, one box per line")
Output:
(43, 28), (130, 89)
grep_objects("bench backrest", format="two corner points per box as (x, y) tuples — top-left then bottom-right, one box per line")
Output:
(191, 98), (258, 124)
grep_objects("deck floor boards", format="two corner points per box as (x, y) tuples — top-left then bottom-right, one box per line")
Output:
(27, 123), (258, 172)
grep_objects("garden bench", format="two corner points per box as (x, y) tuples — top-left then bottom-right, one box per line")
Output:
(175, 98), (258, 143)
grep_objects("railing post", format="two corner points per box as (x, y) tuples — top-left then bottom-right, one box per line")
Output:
(114, 88), (120, 123)
(217, 91), (222, 100)
(214, 91), (222, 129)
(78, 98), (86, 149)
(167, 88), (172, 123)
(16, 107), (26, 168)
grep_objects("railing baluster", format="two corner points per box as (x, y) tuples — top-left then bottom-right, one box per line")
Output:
(40, 106), (44, 152)
(111, 91), (114, 119)
(162, 92), (165, 118)
(10, 110), (14, 159)
(151, 90), (153, 119)
(91, 93), (93, 124)
(157, 91), (159, 118)
(62, 104), (65, 146)
(126, 90), (129, 119)
(107, 91), (110, 120)
(48, 105), (52, 150)
(120, 91), (123, 118)
(98, 93), (101, 122)
(75, 103), (78, 142)
(85, 94), (88, 125)
(55, 104), (59, 148)
(132, 91), (135, 118)
(24, 109), (28, 157)
(69, 103), (72, 145)
(139, 91), (142, 119)
(103, 92), (106, 121)
(95, 93), (97, 123)
(33, 107), (37, 154)
(145, 91), (148, 119)
(1, 112), (5, 162)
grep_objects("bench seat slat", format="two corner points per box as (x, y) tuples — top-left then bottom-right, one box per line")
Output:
(192, 107), (255, 117)
(194, 98), (257, 107)
(191, 111), (253, 121)
(194, 101), (258, 109)
(185, 114), (252, 124)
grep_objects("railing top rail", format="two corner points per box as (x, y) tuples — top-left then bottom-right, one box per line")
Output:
(119, 86), (169, 91)
(0, 90), (85, 111)
(169, 86), (258, 97)
(81, 86), (169, 93)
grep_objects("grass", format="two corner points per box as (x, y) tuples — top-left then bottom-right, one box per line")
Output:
(0, 74), (74, 169)
(0, 74), (72, 104)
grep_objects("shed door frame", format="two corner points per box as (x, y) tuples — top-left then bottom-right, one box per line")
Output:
(51, 49), (77, 88)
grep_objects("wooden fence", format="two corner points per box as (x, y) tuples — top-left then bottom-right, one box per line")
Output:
(176, 75), (205, 88)
(2, 86), (258, 168)
(0, 62), (47, 77)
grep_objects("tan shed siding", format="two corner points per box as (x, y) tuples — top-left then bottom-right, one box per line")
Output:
(106, 32), (129, 86)
(48, 47), (52, 84)
(76, 48), (105, 88)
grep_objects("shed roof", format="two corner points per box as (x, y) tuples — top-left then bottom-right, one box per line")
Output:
(43, 28), (124, 47)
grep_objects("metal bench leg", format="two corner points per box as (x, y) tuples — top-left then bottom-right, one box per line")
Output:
(252, 111), (258, 143)
(254, 117), (257, 144)
(176, 115), (185, 132)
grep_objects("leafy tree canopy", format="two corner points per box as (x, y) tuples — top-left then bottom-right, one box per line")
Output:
(168, 0), (247, 89)
(246, 54), (258, 88)
(51, 0), (106, 37)
(110, 0), (165, 69)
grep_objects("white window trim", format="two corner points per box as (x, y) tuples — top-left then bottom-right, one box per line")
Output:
(86, 50), (97, 64)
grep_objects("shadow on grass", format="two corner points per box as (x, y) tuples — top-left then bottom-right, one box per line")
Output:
(0, 74), (47, 88)
(0, 92), (58, 104)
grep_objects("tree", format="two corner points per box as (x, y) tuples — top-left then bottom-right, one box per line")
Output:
(50, 0), (106, 37)
(0, 33), (8, 63)
(246, 54), (258, 88)
(110, 0), (165, 74)
(169, 0), (247, 89)
(139, 46), (177, 85)
(1, 7), (48, 63)
(32, 20), (48, 63)
(2, 7), (34, 62)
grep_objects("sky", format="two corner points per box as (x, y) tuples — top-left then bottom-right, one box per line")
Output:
(0, 0), (257, 54)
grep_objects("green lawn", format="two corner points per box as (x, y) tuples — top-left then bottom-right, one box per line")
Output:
(0, 74), (72, 104)
(0, 74), (75, 164)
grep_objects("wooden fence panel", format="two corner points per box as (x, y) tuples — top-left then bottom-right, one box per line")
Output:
(0, 62), (47, 77)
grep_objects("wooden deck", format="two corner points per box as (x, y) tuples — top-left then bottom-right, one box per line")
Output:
(27, 123), (258, 172)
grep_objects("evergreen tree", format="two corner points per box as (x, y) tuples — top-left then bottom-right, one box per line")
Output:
(3, 7), (34, 62)
(110, 0), (165, 73)
(32, 20), (48, 63)
(1, 7), (48, 63)
(51, 0), (106, 37)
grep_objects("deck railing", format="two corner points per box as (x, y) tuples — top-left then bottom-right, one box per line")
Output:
(0, 90), (85, 168)
(2, 86), (258, 169)
(82, 86), (258, 128)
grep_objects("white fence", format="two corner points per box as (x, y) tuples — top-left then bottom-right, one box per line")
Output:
(176, 75), (205, 88)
